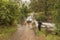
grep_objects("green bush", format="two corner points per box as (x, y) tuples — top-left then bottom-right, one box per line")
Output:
(0, 1), (20, 26)
(55, 23), (60, 36)
(52, 7), (60, 36)
(36, 15), (46, 22)
(20, 4), (30, 18)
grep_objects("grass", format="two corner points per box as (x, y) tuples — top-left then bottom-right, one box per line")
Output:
(36, 28), (46, 36)
(35, 28), (60, 40)
(46, 34), (60, 40)
(0, 26), (17, 40)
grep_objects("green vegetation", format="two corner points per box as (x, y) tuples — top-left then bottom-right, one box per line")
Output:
(0, 26), (16, 40)
(21, 4), (30, 18)
(0, 0), (60, 40)
(0, 0), (19, 40)
(30, 0), (60, 39)
(35, 28), (60, 40)
(0, 1), (20, 26)
(0, 0), (29, 40)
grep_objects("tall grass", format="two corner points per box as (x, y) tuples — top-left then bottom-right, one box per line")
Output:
(0, 26), (16, 40)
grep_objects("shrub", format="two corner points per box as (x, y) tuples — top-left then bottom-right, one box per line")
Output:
(36, 14), (46, 22)
(0, 1), (20, 26)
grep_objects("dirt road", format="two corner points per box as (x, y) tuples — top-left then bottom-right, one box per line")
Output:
(9, 24), (36, 40)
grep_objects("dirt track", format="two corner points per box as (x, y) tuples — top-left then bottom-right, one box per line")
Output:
(9, 24), (36, 40)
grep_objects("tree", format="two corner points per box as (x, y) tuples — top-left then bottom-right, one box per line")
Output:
(52, 0), (60, 35)
(0, 0), (21, 26)
(30, 0), (56, 22)
(20, 4), (30, 24)
(21, 4), (30, 17)
(30, 0), (45, 12)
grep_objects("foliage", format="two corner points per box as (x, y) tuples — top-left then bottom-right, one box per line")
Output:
(30, 0), (56, 12)
(0, 26), (16, 40)
(20, 4), (30, 18)
(19, 4), (30, 24)
(0, 1), (20, 26)
(30, 0), (56, 22)
(36, 14), (46, 22)
(52, 0), (60, 35)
